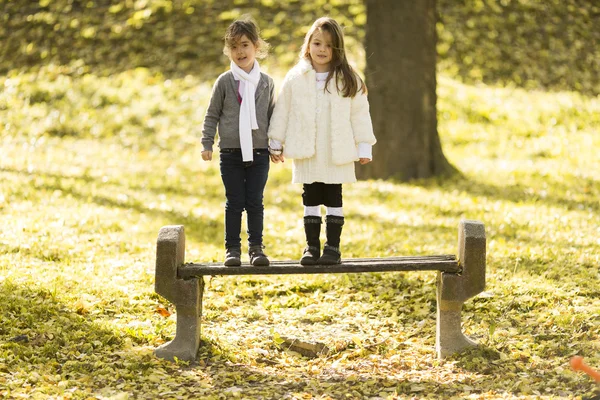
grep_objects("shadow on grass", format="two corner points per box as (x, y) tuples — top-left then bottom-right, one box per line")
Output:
(191, 340), (469, 398)
(407, 172), (599, 214)
(449, 346), (597, 398)
(3, 168), (591, 397)
(0, 166), (224, 247)
(193, 334), (589, 398)
(0, 272), (589, 400)
(0, 280), (155, 378)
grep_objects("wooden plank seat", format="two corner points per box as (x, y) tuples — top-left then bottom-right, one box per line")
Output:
(178, 255), (460, 278)
(153, 220), (486, 362)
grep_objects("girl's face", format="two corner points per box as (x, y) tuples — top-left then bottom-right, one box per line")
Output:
(309, 29), (333, 72)
(230, 34), (257, 73)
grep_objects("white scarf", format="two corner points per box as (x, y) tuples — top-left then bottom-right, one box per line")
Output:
(230, 60), (261, 162)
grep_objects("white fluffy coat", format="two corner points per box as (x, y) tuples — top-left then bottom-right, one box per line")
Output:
(268, 59), (376, 166)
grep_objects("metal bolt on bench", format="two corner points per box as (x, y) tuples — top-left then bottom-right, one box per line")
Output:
(154, 220), (486, 361)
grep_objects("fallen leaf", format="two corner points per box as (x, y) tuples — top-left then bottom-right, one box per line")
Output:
(155, 306), (171, 317)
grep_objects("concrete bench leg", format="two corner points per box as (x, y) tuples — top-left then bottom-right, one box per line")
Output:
(436, 220), (486, 358)
(154, 225), (204, 362)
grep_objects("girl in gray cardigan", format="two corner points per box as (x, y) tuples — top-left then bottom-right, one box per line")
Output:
(201, 17), (275, 266)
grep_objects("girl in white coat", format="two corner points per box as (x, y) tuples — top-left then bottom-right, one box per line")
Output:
(268, 17), (376, 265)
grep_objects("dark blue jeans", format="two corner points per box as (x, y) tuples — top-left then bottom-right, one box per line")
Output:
(219, 149), (270, 250)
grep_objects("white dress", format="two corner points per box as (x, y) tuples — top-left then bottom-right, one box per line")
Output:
(292, 72), (357, 184)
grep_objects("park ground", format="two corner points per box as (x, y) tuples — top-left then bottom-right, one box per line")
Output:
(0, 64), (599, 399)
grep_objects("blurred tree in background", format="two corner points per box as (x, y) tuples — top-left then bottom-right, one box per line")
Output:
(359, 0), (455, 181)
(1, 0), (598, 95)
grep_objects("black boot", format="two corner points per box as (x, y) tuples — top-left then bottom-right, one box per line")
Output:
(317, 215), (344, 265)
(249, 245), (270, 266)
(224, 247), (241, 266)
(300, 216), (321, 265)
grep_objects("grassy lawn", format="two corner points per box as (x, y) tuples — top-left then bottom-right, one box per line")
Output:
(0, 65), (599, 399)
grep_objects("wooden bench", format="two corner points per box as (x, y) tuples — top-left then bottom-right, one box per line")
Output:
(154, 220), (486, 362)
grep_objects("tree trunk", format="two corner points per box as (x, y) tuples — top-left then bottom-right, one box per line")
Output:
(358, 0), (456, 181)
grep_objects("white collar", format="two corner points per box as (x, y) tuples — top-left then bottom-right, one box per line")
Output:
(297, 58), (314, 74)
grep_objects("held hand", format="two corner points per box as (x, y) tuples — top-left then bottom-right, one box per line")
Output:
(270, 154), (285, 163)
(201, 150), (213, 161)
(359, 158), (371, 165)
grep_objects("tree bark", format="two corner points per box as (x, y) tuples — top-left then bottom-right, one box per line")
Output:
(358, 0), (456, 181)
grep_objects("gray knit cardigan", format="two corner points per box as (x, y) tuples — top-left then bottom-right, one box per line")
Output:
(201, 70), (275, 152)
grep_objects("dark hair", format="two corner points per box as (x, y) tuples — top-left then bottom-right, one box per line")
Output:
(300, 17), (366, 98)
(223, 16), (270, 59)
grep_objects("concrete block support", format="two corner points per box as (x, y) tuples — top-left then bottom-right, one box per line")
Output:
(154, 225), (204, 362)
(436, 220), (486, 358)
(153, 221), (487, 362)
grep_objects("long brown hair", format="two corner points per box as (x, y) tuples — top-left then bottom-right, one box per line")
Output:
(300, 17), (366, 98)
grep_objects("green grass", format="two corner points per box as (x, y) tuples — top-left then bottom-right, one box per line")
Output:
(1, 65), (599, 399)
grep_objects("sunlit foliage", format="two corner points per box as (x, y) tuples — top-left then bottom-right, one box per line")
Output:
(1, 0), (598, 93)
(1, 66), (598, 398)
